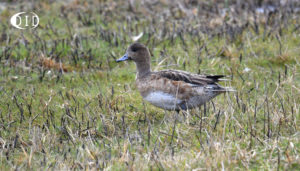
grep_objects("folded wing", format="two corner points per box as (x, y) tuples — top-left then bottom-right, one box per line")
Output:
(156, 69), (226, 87)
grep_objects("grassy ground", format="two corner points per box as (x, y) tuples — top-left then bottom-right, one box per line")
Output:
(0, 0), (299, 170)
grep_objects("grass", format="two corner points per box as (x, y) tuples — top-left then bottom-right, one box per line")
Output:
(0, 0), (299, 170)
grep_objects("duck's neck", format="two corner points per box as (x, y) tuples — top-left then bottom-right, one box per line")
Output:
(136, 61), (151, 79)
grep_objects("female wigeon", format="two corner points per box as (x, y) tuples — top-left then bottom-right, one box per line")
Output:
(117, 43), (234, 111)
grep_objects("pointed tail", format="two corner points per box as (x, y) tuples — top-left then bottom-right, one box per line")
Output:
(209, 86), (236, 92)
(222, 87), (236, 92)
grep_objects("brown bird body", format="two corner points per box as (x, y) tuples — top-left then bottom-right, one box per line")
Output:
(117, 43), (233, 111)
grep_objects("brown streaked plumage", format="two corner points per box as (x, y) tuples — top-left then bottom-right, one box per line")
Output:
(116, 42), (234, 111)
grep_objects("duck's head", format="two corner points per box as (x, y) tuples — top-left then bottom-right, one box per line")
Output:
(116, 43), (150, 63)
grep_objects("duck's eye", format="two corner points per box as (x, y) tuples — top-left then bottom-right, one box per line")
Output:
(132, 48), (137, 52)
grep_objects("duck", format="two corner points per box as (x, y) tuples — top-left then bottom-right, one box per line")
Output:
(116, 42), (234, 111)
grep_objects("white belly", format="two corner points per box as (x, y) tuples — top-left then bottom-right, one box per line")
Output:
(144, 91), (182, 110)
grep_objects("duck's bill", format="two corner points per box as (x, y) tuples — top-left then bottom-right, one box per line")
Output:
(116, 53), (129, 62)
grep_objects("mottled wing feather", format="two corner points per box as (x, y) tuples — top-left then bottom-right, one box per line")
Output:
(156, 69), (225, 86)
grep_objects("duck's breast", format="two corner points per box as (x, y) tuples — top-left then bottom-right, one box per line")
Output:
(143, 91), (182, 110)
